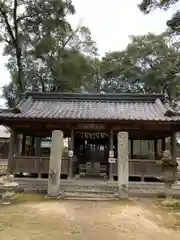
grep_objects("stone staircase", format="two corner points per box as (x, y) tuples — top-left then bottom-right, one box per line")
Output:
(60, 185), (119, 200)
(15, 178), (180, 199)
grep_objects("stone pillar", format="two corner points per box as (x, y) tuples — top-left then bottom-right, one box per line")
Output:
(47, 130), (63, 197)
(117, 132), (129, 197)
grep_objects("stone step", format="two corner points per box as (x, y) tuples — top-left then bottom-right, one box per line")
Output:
(63, 191), (118, 201)
(63, 188), (116, 194)
(61, 185), (118, 191)
(64, 196), (117, 201)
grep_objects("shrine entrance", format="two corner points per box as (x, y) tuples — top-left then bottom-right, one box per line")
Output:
(74, 133), (110, 178)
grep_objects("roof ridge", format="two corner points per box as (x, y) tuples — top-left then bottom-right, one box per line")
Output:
(23, 92), (166, 102)
(155, 98), (167, 114)
(154, 98), (180, 118)
(13, 96), (33, 113)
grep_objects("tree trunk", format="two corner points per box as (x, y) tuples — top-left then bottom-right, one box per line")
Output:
(14, 0), (24, 96)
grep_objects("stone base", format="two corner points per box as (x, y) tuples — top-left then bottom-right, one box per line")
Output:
(74, 174), (80, 180)
(1, 191), (17, 204)
(46, 190), (65, 199)
(114, 191), (128, 199)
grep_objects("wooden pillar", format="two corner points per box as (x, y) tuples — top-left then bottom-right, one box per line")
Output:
(154, 139), (158, 159)
(130, 139), (133, 159)
(31, 136), (35, 156)
(68, 129), (74, 179)
(35, 137), (41, 156)
(8, 128), (16, 174)
(15, 134), (22, 156)
(21, 135), (26, 156)
(109, 129), (114, 181)
(171, 132), (176, 161)
(162, 137), (166, 152)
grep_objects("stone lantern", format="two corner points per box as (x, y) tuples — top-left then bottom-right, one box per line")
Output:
(157, 150), (178, 200)
(0, 175), (19, 204)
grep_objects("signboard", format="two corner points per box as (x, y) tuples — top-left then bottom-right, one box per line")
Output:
(109, 150), (114, 158)
(68, 150), (74, 157)
(76, 123), (106, 130)
(108, 158), (116, 163)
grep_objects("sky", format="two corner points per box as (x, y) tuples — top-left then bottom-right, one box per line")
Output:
(0, 0), (180, 105)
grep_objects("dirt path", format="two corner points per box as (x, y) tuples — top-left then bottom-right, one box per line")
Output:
(0, 200), (179, 240)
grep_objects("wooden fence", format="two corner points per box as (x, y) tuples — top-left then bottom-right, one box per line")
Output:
(11, 156), (162, 178)
(12, 156), (69, 175)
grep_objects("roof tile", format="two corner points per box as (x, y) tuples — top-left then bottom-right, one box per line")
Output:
(0, 92), (179, 122)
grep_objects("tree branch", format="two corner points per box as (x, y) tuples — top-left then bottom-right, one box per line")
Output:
(0, 7), (16, 46)
(62, 26), (80, 48)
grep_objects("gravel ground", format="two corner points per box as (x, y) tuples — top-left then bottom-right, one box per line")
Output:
(0, 199), (180, 240)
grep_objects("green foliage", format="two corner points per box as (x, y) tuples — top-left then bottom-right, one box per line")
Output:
(98, 33), (180, 98)
(139, 0), (179, 13)
(139, 0), (180, 34)
(0, 0), (97, 106)
(1, 1), (180, 107)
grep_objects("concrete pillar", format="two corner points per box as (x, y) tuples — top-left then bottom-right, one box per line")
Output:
(117, 132), (129, 197)
(48, 130), (63, 197)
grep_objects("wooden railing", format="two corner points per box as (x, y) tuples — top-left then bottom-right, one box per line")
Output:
(12, 156), (69, 174)
(11, 156), (162, 178)
(112, 159), (162, 178)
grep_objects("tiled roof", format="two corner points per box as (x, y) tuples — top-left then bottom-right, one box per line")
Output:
(0, 92), (180, 122)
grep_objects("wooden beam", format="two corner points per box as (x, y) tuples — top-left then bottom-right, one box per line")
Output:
(109, 129), (114, 181)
